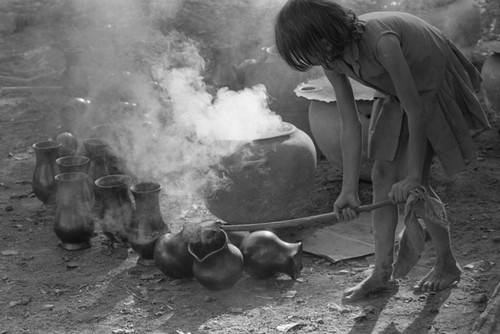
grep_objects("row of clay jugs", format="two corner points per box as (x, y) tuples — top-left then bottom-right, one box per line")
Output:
(154, 222), (244, 290)
(53, 172), (95, 250)
(240, 230), (303, 279)
(94, 175), (168, 265)
(153, 224), (303, 289)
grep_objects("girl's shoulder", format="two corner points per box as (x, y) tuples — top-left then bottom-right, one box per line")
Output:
(359, 11), (428, 25)
(357, 11), (437, 48)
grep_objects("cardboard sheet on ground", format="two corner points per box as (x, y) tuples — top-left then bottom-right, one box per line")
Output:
(297, 212), (405, 263)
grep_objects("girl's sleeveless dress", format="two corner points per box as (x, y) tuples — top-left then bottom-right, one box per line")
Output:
(332, 11), (490, 176)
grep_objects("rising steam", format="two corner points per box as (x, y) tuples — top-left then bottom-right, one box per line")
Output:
(65, 0), (284, 205)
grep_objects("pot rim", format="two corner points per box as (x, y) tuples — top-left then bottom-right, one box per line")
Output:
(130, 182), (162, 194)
(55, 172), (88, 182)
(56, 155), (90, 166)
(32, 140), (62, 150)
(187, 229), (229, 263)
(212, 122), (296, 144)
(95, 174), (132, 188)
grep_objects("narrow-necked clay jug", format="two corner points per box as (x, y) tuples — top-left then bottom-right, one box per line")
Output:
(240, 230), (303, 279)
(56, 155), (93, 206)
(54, 172), (95, 250)
(56, 155), (89, 174)
(32, 140), (61, 205)
(130, 182), (169, 266)
(83, 138), (112, 195)
(154, 226), (194, 279)
(188, 226), (243, 290)
(94, 174), (134, 244)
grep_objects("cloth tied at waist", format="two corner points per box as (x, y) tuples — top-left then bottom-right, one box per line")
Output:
(393, 186), (449, 279)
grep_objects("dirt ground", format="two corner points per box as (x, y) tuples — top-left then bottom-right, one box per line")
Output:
(1, 1), (500, 334)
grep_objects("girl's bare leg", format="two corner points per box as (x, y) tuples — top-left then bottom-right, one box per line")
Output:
(343, 158), (402, 301)
(416, 144), (461, 291)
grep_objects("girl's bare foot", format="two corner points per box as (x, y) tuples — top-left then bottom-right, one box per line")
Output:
(343, 275), (395, 302)
(414, 262), (461, 292)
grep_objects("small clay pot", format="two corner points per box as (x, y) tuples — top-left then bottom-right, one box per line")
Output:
(188, 228), (243, 290)
(240, 230), (303, 279)
(154, 228), (194, 279)
(56, 155), (90, 174)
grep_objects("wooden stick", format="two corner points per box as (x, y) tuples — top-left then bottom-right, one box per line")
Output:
(220, 200), (394, 232)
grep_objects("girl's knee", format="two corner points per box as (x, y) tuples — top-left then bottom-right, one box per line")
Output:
(371, 161), (400, 187)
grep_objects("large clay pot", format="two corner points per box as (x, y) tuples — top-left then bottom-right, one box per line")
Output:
(32, 140), (61, 204)
(296, 77), (375, 182)
(130, 182), (169, 266)
(54, 172), (95, 250)
(154, 227), (194, 279)
(240, 230), (303, 280)
(308, 100), (373, 182)
(205, 122), (316, 224)
(188, 229), (244, 290)
(481, 43), (500, 119)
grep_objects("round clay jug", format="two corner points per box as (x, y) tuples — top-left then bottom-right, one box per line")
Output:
(240, 230), (303, 279)
(55, 132), (78, 157)
(481, 43), (500, 118)
(188, 229), (244, 290)
(154, 227), (194, 279)
(205, 122), (316, 224)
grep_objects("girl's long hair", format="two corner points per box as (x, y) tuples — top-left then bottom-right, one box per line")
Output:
(274, 0), (364, 71)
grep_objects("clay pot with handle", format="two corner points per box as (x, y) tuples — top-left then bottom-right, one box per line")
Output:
(188, 227), (243, 290)
(240, 230), (303, 280)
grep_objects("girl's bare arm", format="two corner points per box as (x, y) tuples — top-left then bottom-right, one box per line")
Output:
(376, 33), (426, 201)
(324, 70), (362, 217)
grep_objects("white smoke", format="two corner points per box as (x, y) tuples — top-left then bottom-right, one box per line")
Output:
(65, 0), (285, 207)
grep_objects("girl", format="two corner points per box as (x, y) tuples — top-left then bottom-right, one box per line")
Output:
(274, 0), (491, 301)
